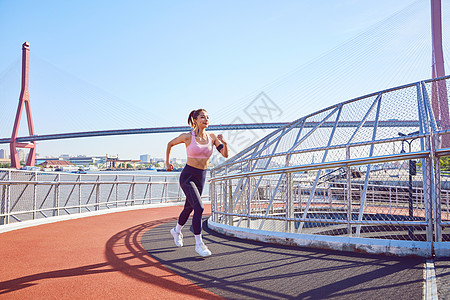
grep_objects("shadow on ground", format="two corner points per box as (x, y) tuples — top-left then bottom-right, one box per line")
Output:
(0, 217), (220, 299)
(142, 219), (425, 300)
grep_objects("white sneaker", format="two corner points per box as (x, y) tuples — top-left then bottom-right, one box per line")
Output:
(170, 228), (183, 247)
(195, 242), (212, 257)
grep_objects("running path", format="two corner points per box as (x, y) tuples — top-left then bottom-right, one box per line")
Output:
(0, 204), (222, 299)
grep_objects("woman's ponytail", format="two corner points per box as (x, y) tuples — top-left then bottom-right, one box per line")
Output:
(188, 110), (196, 129)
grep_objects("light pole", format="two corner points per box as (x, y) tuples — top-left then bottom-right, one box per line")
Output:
(398, 131), (419, 240)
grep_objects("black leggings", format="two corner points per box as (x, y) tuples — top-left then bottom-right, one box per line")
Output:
(178, 164), (207, 235)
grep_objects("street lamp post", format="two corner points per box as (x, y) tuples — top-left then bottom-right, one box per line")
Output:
(398, 131), (419, 241)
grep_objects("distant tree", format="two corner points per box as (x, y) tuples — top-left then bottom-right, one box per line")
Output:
(441, 156), (450, 171)
(417, 156), (450, 172)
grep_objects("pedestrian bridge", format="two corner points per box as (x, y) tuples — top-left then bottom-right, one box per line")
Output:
(2, 76), (450, 258)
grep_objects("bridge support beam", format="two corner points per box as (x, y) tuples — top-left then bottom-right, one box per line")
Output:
(10, 42), (36, 169)
(431, 0), (449, 146)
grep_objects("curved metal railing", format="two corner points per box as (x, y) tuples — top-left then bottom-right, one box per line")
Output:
(210, 76), (450, 249)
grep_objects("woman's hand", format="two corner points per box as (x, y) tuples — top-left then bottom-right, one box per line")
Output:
(217, 134), (227, 145)
(166, 163), (174, 171)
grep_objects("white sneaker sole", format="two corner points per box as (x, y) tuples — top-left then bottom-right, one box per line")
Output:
(195, 245), (212, 257)
(170, 228), (183, 247)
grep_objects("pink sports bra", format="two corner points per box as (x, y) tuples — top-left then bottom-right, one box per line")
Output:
(186, 131), (213, 159)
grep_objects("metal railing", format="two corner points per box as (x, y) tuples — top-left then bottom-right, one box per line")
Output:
(0, 169), (200, 225)
(210, 76), (450, 249)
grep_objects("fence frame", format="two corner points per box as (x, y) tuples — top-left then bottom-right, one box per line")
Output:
(0, 171), (201, 225)
(209, 76), (450, 257)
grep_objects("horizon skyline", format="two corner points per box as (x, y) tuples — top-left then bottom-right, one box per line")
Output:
(3, 150), (169, 162)
(0, 149), (229, 167)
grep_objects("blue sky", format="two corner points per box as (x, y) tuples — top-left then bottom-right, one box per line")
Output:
(0, 0), (444, 160)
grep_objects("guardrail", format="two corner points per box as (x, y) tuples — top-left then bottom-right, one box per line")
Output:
(0, 169), (199, 225)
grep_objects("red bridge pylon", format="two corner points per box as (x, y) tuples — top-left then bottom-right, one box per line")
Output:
(431, 0), (449, 147)
(10, 42), (37, 169)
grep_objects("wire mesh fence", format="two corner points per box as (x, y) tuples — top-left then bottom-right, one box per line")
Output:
(210, 76), (450, 247)
(0, 170), (206, 224)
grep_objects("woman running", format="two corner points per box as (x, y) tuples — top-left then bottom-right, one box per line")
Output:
(166, 109), (229, 256)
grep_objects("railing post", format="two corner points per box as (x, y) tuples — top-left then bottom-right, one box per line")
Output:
(95, 175), (100, 211)
(422, 141), (434, 244)
(162, 176), (167, 203)
(1, 170), (9, 225)
(115, 175), (118, 208)
(33, 172), (37, 220)
(286, 172), (293, 232)
(53, 173), (60, 217)
(247, 161), (252, 228)
(346, 145), (352, 236)
(221, 180), (225, 224)
(177, 182), (182, 202)
(433, 134), (442, 242)
(208, 169), (214, 221)
(247, 176), (251, 229)
(78, 175), (81, 213)
(131, 175), (136, 206)
(148, 176), (152, 204)
(328, 184), (332, 209)
(447, 190), (449, 220)
(389, 187), (392, 214)
(228, 179), (233, 226)
(210, 172), (215, 222)
(224, 165), (232, 226)
(424, 156), (434, 243)
(6, 170), (11, 224)
(211, 170), (217, 223)
(1, 185), (6, 225)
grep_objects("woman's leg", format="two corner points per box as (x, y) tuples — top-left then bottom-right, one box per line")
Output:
(177, 168), (194, 225)
(180, 179), (204, 234)
(171, 174), (203, 248)
(173, 165), (211, 256)
(177, 195), (194, 227)
(171, 169), (194, 248)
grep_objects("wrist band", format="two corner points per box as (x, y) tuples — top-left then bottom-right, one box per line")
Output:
(216, 144), (224, 152)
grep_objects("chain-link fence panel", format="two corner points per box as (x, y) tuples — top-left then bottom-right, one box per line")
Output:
(211, 77), (450, 250)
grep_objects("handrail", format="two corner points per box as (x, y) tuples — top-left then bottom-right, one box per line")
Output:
(210, 151), (429, 182)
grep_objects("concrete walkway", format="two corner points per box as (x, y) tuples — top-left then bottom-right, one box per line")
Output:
(0, 205), (220, 299)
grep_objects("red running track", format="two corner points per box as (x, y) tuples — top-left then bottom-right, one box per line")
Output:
(0, 204), (223, 299)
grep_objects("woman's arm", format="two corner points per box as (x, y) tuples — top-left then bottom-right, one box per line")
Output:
(211, 133), (229, 158)
(217, 134), (229, 158)
(166, 133), (189, 171)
